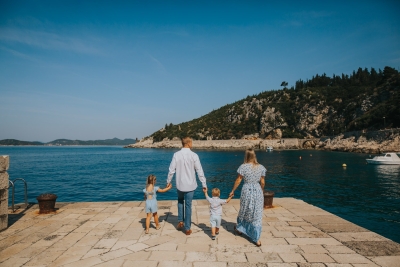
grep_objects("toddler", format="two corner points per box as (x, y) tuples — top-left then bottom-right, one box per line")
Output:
(143, 174), (172, 234)
(203, 187), (233, 240)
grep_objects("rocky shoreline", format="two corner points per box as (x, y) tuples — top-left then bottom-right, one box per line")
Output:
(125, 129), (400, 154)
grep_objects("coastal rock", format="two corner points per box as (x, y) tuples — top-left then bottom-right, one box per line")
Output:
(126, 137), (154, 148)
(320, 129), (400, 153)
(0, 155), (9, 172)
(125, 129), (400, 153)
(0, 172), (8, 190)
(0, 156), (8, 231)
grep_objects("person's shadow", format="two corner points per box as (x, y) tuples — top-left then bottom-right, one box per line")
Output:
(158, 211), (239, 239)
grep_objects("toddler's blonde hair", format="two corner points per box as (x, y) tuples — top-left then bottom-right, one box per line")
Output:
(212, 188), (220, 197)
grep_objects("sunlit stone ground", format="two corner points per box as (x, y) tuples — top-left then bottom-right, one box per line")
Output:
(1, 198), (399, 267)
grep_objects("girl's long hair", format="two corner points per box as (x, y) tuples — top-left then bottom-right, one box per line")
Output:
(244, 148), (259, 165)
(146, 174), (156, 186)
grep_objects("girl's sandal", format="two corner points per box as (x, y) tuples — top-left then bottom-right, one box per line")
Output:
(234, 226), (242, 236)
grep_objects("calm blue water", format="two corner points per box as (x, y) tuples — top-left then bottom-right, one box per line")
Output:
(1, 146), (399, 243)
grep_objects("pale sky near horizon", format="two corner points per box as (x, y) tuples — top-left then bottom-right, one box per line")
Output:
(0, 0), (399, 142)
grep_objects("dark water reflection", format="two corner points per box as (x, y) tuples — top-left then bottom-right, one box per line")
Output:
(1, 146), (399, 243)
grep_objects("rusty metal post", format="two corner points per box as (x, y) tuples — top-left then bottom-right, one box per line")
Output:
(37, 193), (58, 214)
(263, 191), (275, 209)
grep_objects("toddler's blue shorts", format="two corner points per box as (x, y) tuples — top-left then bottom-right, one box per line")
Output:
(210, 215), (222, 228)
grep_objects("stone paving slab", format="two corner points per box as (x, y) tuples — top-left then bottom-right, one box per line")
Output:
(0, 198), (398, 267)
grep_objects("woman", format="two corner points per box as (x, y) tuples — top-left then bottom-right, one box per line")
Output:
(230, 148), (266, 246)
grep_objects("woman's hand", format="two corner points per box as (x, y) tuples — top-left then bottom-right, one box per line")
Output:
(229, 191), (234, 197)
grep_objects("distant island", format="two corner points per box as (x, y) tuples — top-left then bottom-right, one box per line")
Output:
(0, 138), (137, 146)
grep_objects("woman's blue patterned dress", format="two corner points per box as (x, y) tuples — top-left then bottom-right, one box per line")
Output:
(236, 163), (266, 242)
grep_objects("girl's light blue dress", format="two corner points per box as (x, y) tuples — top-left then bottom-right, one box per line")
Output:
(143, 186), (159, 213)
(236, 163), (266, 242)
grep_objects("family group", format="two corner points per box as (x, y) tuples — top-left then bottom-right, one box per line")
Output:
(143, 137), (266, 246)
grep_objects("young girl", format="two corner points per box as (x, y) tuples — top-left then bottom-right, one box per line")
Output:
(143, 174), (172, 234)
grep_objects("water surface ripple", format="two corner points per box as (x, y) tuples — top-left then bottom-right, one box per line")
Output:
(1, 146), (399, 243)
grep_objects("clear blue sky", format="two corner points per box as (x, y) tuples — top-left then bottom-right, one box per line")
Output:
(1, 1), (399, 142)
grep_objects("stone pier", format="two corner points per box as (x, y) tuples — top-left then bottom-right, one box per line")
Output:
(1, 198), (399, 267)
(0, 155), (9, 231)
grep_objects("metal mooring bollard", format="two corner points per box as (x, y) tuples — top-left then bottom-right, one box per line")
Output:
(37, 193), (58, 214)
(263, 191), (275, 209)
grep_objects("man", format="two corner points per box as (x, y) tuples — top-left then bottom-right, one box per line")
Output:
(167, 137), (207, 235)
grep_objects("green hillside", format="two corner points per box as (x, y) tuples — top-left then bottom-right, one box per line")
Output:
(151, 66), (400, 141)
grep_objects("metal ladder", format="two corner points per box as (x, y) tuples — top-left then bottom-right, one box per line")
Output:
(8, 178), (28, 212)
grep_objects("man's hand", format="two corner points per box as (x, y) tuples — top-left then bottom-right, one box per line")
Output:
(202, 188), (207, 193)
(167, 183), (172, 188)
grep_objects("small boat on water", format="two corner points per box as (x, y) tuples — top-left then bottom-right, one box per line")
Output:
(266, 146), (273, 152)
(366, 153), (400, 165)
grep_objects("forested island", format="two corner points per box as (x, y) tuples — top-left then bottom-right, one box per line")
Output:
(128, 66), (399, 153)
(149, 66), (399, 141)
(0, 138), (136, 146)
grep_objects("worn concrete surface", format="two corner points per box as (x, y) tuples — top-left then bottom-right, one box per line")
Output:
(0, 198), (399, 267)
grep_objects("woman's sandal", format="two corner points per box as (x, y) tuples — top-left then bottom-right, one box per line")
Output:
(233, 226), (242, 236)
(156, 226), (161, 230)
(145, 229), (149, 234)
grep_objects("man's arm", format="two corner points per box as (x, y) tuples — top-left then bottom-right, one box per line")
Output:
(194, 155), (207, 189)
(166, 155), (176, 186)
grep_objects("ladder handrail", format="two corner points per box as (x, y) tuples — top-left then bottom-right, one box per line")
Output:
(8, 180), (15, 212)
(8, 178), (28, 212)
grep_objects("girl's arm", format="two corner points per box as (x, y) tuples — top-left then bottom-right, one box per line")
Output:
(157, 184), (172, 193)
(229, 174), (243, 197)
(260, 176), (265, 192)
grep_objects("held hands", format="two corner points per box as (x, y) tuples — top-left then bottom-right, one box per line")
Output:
(229, 191), (234, 198)
(202, 187), (207, 193)
(166, 183), (173, 190)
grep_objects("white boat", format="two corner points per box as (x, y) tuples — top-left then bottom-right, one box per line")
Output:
(266, 146), (273, 152)
(366, 153), (400, 165)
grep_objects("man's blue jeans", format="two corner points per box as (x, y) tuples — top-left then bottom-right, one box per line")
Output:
(177, 189), (194, 231)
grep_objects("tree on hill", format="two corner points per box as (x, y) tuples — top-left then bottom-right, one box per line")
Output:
(148, 66), (399, 141)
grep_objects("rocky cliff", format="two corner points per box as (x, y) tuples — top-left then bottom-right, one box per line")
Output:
(149, 67), (399, 142)
(126, 129), (400, 153)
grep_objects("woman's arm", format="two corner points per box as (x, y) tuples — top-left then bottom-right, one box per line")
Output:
(260, 176), (265, 192)
(229, 174), (243, 197)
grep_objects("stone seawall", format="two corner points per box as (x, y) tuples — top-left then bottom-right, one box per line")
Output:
(0, 155), (9, 231)
(126, 129), (400, 153)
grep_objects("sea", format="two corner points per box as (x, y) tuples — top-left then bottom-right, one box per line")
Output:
(1, 146), (400, 243)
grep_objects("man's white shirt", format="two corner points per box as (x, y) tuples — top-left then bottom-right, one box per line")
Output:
(167, 148), (207, 192)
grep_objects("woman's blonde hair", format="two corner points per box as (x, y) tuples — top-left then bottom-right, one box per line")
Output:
(147, 174), (156, 185)
(244, 148), (259, 165)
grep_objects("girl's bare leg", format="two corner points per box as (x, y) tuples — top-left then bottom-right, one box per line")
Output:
(153, 212), (160, 229)
(145, 213), (152, 233)
(215, 227), (219, 234)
